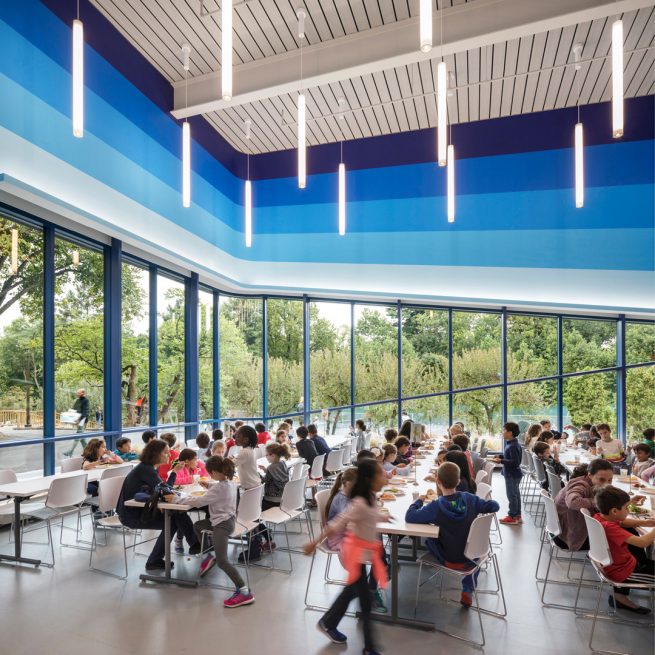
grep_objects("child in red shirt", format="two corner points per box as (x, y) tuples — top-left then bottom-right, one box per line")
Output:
(157, 432), (180, 481)
(255, 422), (271, 445)
(593, 486), (655, 614)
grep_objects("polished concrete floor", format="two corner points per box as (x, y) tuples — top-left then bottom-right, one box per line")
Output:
(1, 477), (652, 655)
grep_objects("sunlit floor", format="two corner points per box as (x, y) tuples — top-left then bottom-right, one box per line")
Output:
(1, 476), (652, 655)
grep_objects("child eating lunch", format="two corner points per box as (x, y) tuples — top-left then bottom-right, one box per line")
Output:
(113, 436), (139, 462)
(82, 438), (122, 496)
(167, 448), (208, 486)
(631, 444), (655, 478)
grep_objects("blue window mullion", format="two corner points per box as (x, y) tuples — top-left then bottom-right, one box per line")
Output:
(43, 224), (55, 475)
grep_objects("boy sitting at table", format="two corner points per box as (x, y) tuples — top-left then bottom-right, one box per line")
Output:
(596, 424), (625, 465)
(405, 462), (500, 608)
(593, 486), (655, 614)
(114, 436), (139, 462)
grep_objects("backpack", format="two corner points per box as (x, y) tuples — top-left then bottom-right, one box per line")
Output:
(140, 482), (174, 523)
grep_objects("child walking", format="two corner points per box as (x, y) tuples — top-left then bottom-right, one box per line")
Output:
(494, 422), (523, 525)
(181, 456), (255, 608)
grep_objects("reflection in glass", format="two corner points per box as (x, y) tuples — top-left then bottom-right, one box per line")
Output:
(452, 312), (501, 389)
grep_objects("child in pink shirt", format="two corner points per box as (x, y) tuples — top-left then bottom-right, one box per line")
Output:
(169, 448), (208, 486)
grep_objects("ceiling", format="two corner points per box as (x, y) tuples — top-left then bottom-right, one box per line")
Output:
(91, 0), (655, 153)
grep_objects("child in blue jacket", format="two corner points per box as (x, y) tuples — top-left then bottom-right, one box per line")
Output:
(405, 461), (499, 607)
(493, 422), (524, 525)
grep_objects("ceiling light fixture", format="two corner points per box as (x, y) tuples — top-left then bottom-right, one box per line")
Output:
(573, 43), (584, 209)
(437, 4), (447, 166)
(420, 0), (432, 53)
(182, 44), (192, 208)
(447, 142), (455, 223)
(222, 0), (233, 101)
(297, 8), (307, 189)
(244, 119), (252, 247)
(339, 142), (346, 236)
(72, 0), (84, 138)
(611, 18), (623, 138)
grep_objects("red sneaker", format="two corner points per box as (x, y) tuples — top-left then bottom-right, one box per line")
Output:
(499, 516), (521, 525)
(460, 592), (472, 608)
(224, 591), (255, 608)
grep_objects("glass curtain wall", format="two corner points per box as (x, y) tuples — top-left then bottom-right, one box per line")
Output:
(198, 288), (214, 422)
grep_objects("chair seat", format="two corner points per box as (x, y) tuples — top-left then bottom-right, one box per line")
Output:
(23, 505), (82, 521)
(0, 500), (45, 516)
(317, 542), (341, 556)
(418, 551), (479, 577)
(261, 506), (302, 524)
(97, 515), (124, 529)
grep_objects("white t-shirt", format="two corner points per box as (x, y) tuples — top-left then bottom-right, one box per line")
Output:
(235, 447), (261, 490)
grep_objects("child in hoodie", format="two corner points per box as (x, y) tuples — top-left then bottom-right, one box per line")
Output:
(405, 462), (499, 608)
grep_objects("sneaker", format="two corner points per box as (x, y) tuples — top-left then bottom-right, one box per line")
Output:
(372, 589), (387, 614)
(460, 591), (472, 608)
(515, 515), (523, 524)
(499, 516), (521, 525)
(238, 551), (261, 563)
(261, 540), (277, 553)
(145, 559), (174, 571)
(317, 619), (347, 644)
(188, 542), (202, 555)
(199, 555), (216, 578)
(223, 591), (255, 608)
(174, 538), (184, 554)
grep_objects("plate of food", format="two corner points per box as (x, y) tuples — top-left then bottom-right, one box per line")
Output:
(380, 492), (396, 501)
(425, 489), (438, 501)
(379, 507), (390, 514)
(628, 503), (650, 516)
(617, 475), (631, 483)
(642, 488), (655, 495)
(190, 491), (205, 497)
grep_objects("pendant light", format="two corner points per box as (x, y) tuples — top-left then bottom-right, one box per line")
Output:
(72, 1), (84, 138)
(244, 120), (253, 247)
(611, 18), (623, 138)
(573, 43), (584, 209)
(11, 228), (18, 274)
(222, 0), (233, 101)
(297, 8), (307, 189)
(181, 45), (192, 208)
(437, 5), (447, 166)
(419, 0), (432, 53)
(447, 143), (455, 223)
(338, 142), (346, 236)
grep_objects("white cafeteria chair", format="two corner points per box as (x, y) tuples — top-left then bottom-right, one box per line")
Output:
(290, 461), (306, 481)
(576, 511), (655, 654)
(0, 470), (47, 540)
(305, 454), (326, 490)
(60, 456), (84, 473)
(340, 443), (352, 468)
(483, 461), (495, 484)
(475, 482), (502, 545)
(475, 469), (487, 485)
(21, 472), (90, 567)
(414, 513), (507, 648)
(321, 450), (346, 488)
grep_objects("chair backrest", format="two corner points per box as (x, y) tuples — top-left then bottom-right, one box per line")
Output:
(464, 513), (494, 560)
(541, 490), (561, 537)
(341, 444), (352, 466)
(581, 511), (612, 567)
(475, 469), (487, 485)
(315, 488), (331, 528)
(100, 465), (130, 481)
(237, 484), (264, 524)
(483, 461), (495, 482)
(47, 473), (88, 509)
(547, 470), (563, 495)
(471, 437), (479, 452)
(0, 469), (17, 485)
(290, 462), (305, 481)
(310, 454), (325, 479)
(532, 454), (547, 484)
(527, 452), (537, 474)
(299, 464), (310, 479)
(227, 445), (241, 458)
(520, 448), (530, 469)
(280, 477), (307, 514)
(363, 432), (372, 450)
(325, 449), (344, 474)
(60, 456), (84, 474)
(476, 481), (492, 500)
(96, 475), (125, 513)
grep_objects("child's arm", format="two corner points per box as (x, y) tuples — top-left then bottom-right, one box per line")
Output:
(624, 528), (655, 549)
(621, 516), (655, 529)
(405, 499), (437, 524)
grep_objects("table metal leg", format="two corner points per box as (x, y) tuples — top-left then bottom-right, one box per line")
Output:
(0, 497), (41, 567)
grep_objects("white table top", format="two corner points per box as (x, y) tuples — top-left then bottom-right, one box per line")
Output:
(0, 462), (134, 498)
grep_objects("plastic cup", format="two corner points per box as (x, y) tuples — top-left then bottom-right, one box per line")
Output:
(412, 491), (420, 501)
(620, 468), (628, 477)
(193, 474), (200, 485)
(574, 453), (580, 463)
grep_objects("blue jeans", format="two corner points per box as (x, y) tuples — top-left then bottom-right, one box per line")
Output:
(504, 475), (522, 518)
(426, 539), (479, 594)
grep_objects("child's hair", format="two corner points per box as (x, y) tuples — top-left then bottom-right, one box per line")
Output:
(394, 436), (411, 450)
(255, 422), (266, 433)
(581, 423), (593, 431)
(307, 424), (318, 435)
(195, 432), (210, 449)
(384, 428), (398, 443)
(178, 448), (197, 462)
(587, 436), (600, 449)
(116, 436), (131, 450)
(596, 423), (611, 433)
(595, 485), (630, 515)
(212, 428), (224, 441)
(355, 419), (366, 431)
(437, 461), (460, 489)
(382, 444), (397, 460)
(537, 431), (554, 443)
(205, 455), (235, 480)
(446, 444), (462, 452)
(349, 459), (381, 506)
(276, 429), (289, 440)
(160, 432), (177, 449)
(296, 426), (309, 440)
(503, 422), (520, 438)
(82, 438), (105, 462)
(209, 440), (226, 457)
(371, 447), (382, 458)
(570, 464), (590, 479)
(540, 419), (551, 427)
(588, 459), (613, 475)
(445, 450), (476, 493)
(142, 429), (157, 444)
(436, 448), (448, 461)
(452, 434), (470, 451)
(643, 428), (655, 440)
(140, 439), (167, 466)
(356, 449), (375, 463)
(236, 425), (258, 448)
(266, 442), (290, 460)
(398, 420), (413, 438)
(590, 425), (601, 439)
(533, 442), (551, 457)
(285, 418), (294, 427)
(633, 443), (652, 455)
(324, 468), (358, 523)
(524, 423), (542, 447)
(234, 420), (245, 429)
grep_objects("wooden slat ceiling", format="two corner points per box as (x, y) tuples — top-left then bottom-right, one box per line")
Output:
(92, 1), (655, 153)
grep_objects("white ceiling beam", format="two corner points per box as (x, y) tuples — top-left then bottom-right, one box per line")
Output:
(171, 0), (652, 119)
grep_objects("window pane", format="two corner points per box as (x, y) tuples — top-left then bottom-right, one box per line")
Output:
(219, 296), (262, 418)
(452, 312), (501, 389)
(402, 396), (449, 439)
(0, 443), (43, 476)
(507, 380), (558, 436)
(198, 289), (214, 421)
(402, 308), (448, 396)
(121, 262), (149, 427)
(0, 219), (43, 442)
(355, 305), (398, 404)
(507, 314), (557, 380)
(453, 387), (502, 451)
(626, 322), (655, 365)
(626, 367), (655, 443)
(354, 401), (397, 435)
(563, 372), (617, 433)
(563, 318), (616, 373)
(157, 275), (184, 425)
(54, 239), (104, 447)
(310, 301), (351, 411)
(309, 409), (351, 438)
(267, 298), (304, 418)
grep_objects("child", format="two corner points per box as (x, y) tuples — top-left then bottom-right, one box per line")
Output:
(523, 423), (542, 451)
(255, 422), (272, 445)
(158, 432), (180, 481)
(276, 429), (290, 445)
(353, 419), (367, 453)
(436, 449), (448, 466)
(393, 436), (412, 466)
(168, 448), (208, 486)
(137, 429), (157, 453)
(533, 442), (554, 490)
(181, 456), (255, 608)
(208, 440), (227, 459)
(587, 436), (600, 456)
(384, 428), (398, 444)
(593, 485), (655, 613)
(260, 442), (290, 510)
(445, 450), (477, 494)
(452, 434), (482, 476)
(382, 444), (398, 474)
(537, 431), (569, 479)
(631, 444), (655, 478)
(114, 436), (139, 462)
(82, 438), (121, 496)
(195, 432), (210, 460)
(305, 459), (390, 654)
(308, 423), (332, 456)
(373, 447), (394, 479)
(641, 428), (655, 458)
(596, 424), (625, 464)
(295, 425), (319, 468)
(405, 462), (500, 607)
(493, 422), (523, 525)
